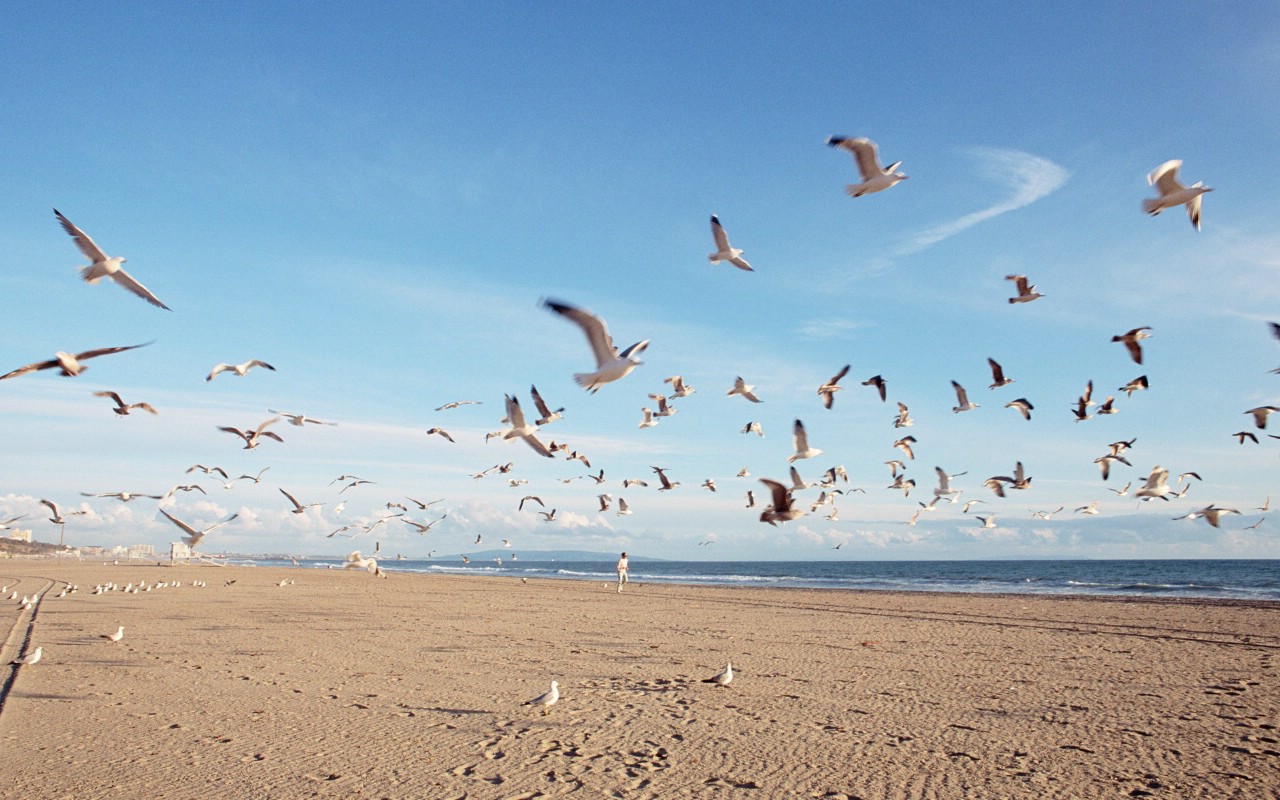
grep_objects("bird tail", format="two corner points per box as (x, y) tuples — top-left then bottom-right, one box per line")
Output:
(1141, 198), (1162, 216)
(573, 373), (599, 392)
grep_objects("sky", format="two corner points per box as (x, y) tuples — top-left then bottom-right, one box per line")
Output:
(2, 2), (1279, 560)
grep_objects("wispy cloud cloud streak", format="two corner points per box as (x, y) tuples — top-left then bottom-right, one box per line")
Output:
(895, 148), (1070, 256)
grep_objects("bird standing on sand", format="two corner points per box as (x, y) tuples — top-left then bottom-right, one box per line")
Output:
(102, 626), (124, 642)
(541, 299), (649, 392)
(827, 136), (908, 196)
(54, 209), (170, 310)
(523, 680), (559, 714)
(12, 646), (42, 665)
(703, 661), (733, 686)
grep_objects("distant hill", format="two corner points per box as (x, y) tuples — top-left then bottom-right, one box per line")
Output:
(0, 538), (68, 557)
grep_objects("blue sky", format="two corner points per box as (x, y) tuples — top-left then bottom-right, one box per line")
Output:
(2, 3), (1278, 560)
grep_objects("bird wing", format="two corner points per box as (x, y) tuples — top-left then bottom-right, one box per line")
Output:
(76, 342), (152, 362)
(246, 360), (276, 372)
(521, 431), (555, 458)
(987, 358), (1005, 384)
(828, 364), (850, 386)
(54, 209), (110, 262)
(279, 488), (304, 510)
(505, 394), (528, 429)
(710, 215), (731, 251)
(542, 299), (617, 368)
(204, 513), (239, 534)
(848, 138), (884, 180)
(792, 419), (810, 453)
(952, 380), (970, 406)
(760, 478), (791, 511)
(1148, 160), (1185, 194)
(530, 385), (552, 417)
(157, 507), (200, 538)
(107, 267), (170, 310)
(1187, 192), (1203, 231)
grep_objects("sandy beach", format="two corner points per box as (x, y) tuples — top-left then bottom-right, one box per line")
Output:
(1, 562), (1277, 799)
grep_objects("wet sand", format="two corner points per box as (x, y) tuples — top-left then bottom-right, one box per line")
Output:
(1, 561), (1277, 799)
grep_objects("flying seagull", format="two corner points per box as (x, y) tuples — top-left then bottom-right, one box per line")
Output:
(817, 365), (850, 409)
(501, 394), (555, 457)
(279, 488), (323, 514)
(1112, 327), (1152, 365)
(158, 507), (238, 549)
(94, 390), (157, 416)
(530, 385), (564, 425)
(268, 409), (335, 427)
(207, 360), (275, 381)
(218, 417), (283, 450)
(541, 299), (649, 392)
(788, 419), (823, 463)
(986, 358), (1013, 389)
(1005, 274), (1044, 304)
(54, 209), (170, 310)
(0, 342), (150, 381)
(707, 214), (753, 272)
(759, 478), (804, 525)
(665, 375), (695, 397)
(951, 380), (979, 413)
(1143, 160), (1211, 231)
(826, 136), (908, 197)
(435, 400), (482, 411)
(727, 376), (762, 403)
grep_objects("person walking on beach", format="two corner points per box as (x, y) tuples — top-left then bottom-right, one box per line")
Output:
(616, 552), (629, 593)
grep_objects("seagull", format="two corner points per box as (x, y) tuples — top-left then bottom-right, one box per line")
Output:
(638, 407), (658, 429)
(1119, 375), (1149, 396)
(621, 478), (649, 489)
(737, 467), (750, 478)
(1071, 397), (1094, 423)
(616, 497), (632, 516)
(649, 393), (677, 417)
(741, 421), (764, 437)
(727, 376), (762, 403)
(339, 479), (374, 493)
(518, 495), (544, 511)
(862, 375), (887, 402)
(1094, 454), (1131, 480)
(987, 358), (1013, 389)
(81, 491), (162, 503)
(827, 136), (907, 196)
(962, 499), (985, 513)
(1177, 505), (1241, 528)
(702, 661), (733, 686)
(279, 488), (323, 515)
(11, 647), (42, 665)
(207, 360), (276, 381)
(893, 401), (913, 428)
(1135, 466), (1173, 501)
(218, 417), (283, 450)
(1143, 159), (1211, 231)
(951, 380), (979, 413)
(237, 467), (270, 485)
(268, 409), (335, 426)
(158, 508), (238, 549)
(1004, 398), (1034, 420)
(1097, 396), (1118, 415)
(597, 494), (612, 511)
(894, 436), (917, 460)
(888, 474), (916, 496)
(788, 419), (822, 462)
(1245, 406), (1280, 429)
(102, 626), (124, 642)
(541, 299), (649, 392)
(186, 464), (228, 479)
(700, 479), (717, 492)
(435, 400), (482, 411)
(708, 215), (753, 271)
(523, 680), (559, 714)
(406, 497), (444, 510)
(975, 515), (998, 529)
(1112, 327), (1152, 365)
(537, 509), (557, 523)
(403, 515), (447, 534)
(500, 394), (555, 457)
(1005, 274), (1044, 304)
(93, 390), (157, 416)
(652, 466), (680, 492)
(760, 480), (804, 525)
(745, 490), (756, 508)
(1075, 501), (1100, 516)
(665, 375), (695, 398)
(1030, 506), (1065, 520)
(163, 484), (208, 500)
(1108, 481), (1132, 496)
(39, 499), (86, 525)
(530, 385), (564, 426)
(0, 342), (151, 381)
(788, 466), (813, 491)
(54, 209), (169, 310)
(818, 364), (850, 409)
(343, 551), (380, 574)
(934, 466), (965, 497)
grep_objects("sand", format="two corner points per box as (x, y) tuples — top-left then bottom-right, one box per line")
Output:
(1, 562), (1277, 799)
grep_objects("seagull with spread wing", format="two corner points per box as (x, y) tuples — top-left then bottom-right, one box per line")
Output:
(707, 214), (753, 271)
(826, 136), (908, 196)
(541, 299), (649, 392)
(54, 209), (170, 310)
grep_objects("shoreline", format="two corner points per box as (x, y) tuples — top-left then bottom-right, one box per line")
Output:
(2, 563), (1277, 798)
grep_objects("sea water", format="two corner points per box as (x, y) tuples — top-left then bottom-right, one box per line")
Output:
(256, 557), (1280, 601)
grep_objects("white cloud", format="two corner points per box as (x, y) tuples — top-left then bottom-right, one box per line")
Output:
(896, 147), (1070, 256)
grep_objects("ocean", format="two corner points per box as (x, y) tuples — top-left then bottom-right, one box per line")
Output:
(247, 558), (1280, 601)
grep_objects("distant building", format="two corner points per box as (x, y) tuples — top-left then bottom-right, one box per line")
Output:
(8, 529), (32, 543)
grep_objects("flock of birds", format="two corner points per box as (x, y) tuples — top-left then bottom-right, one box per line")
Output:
(0, 137), (1273, 567)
